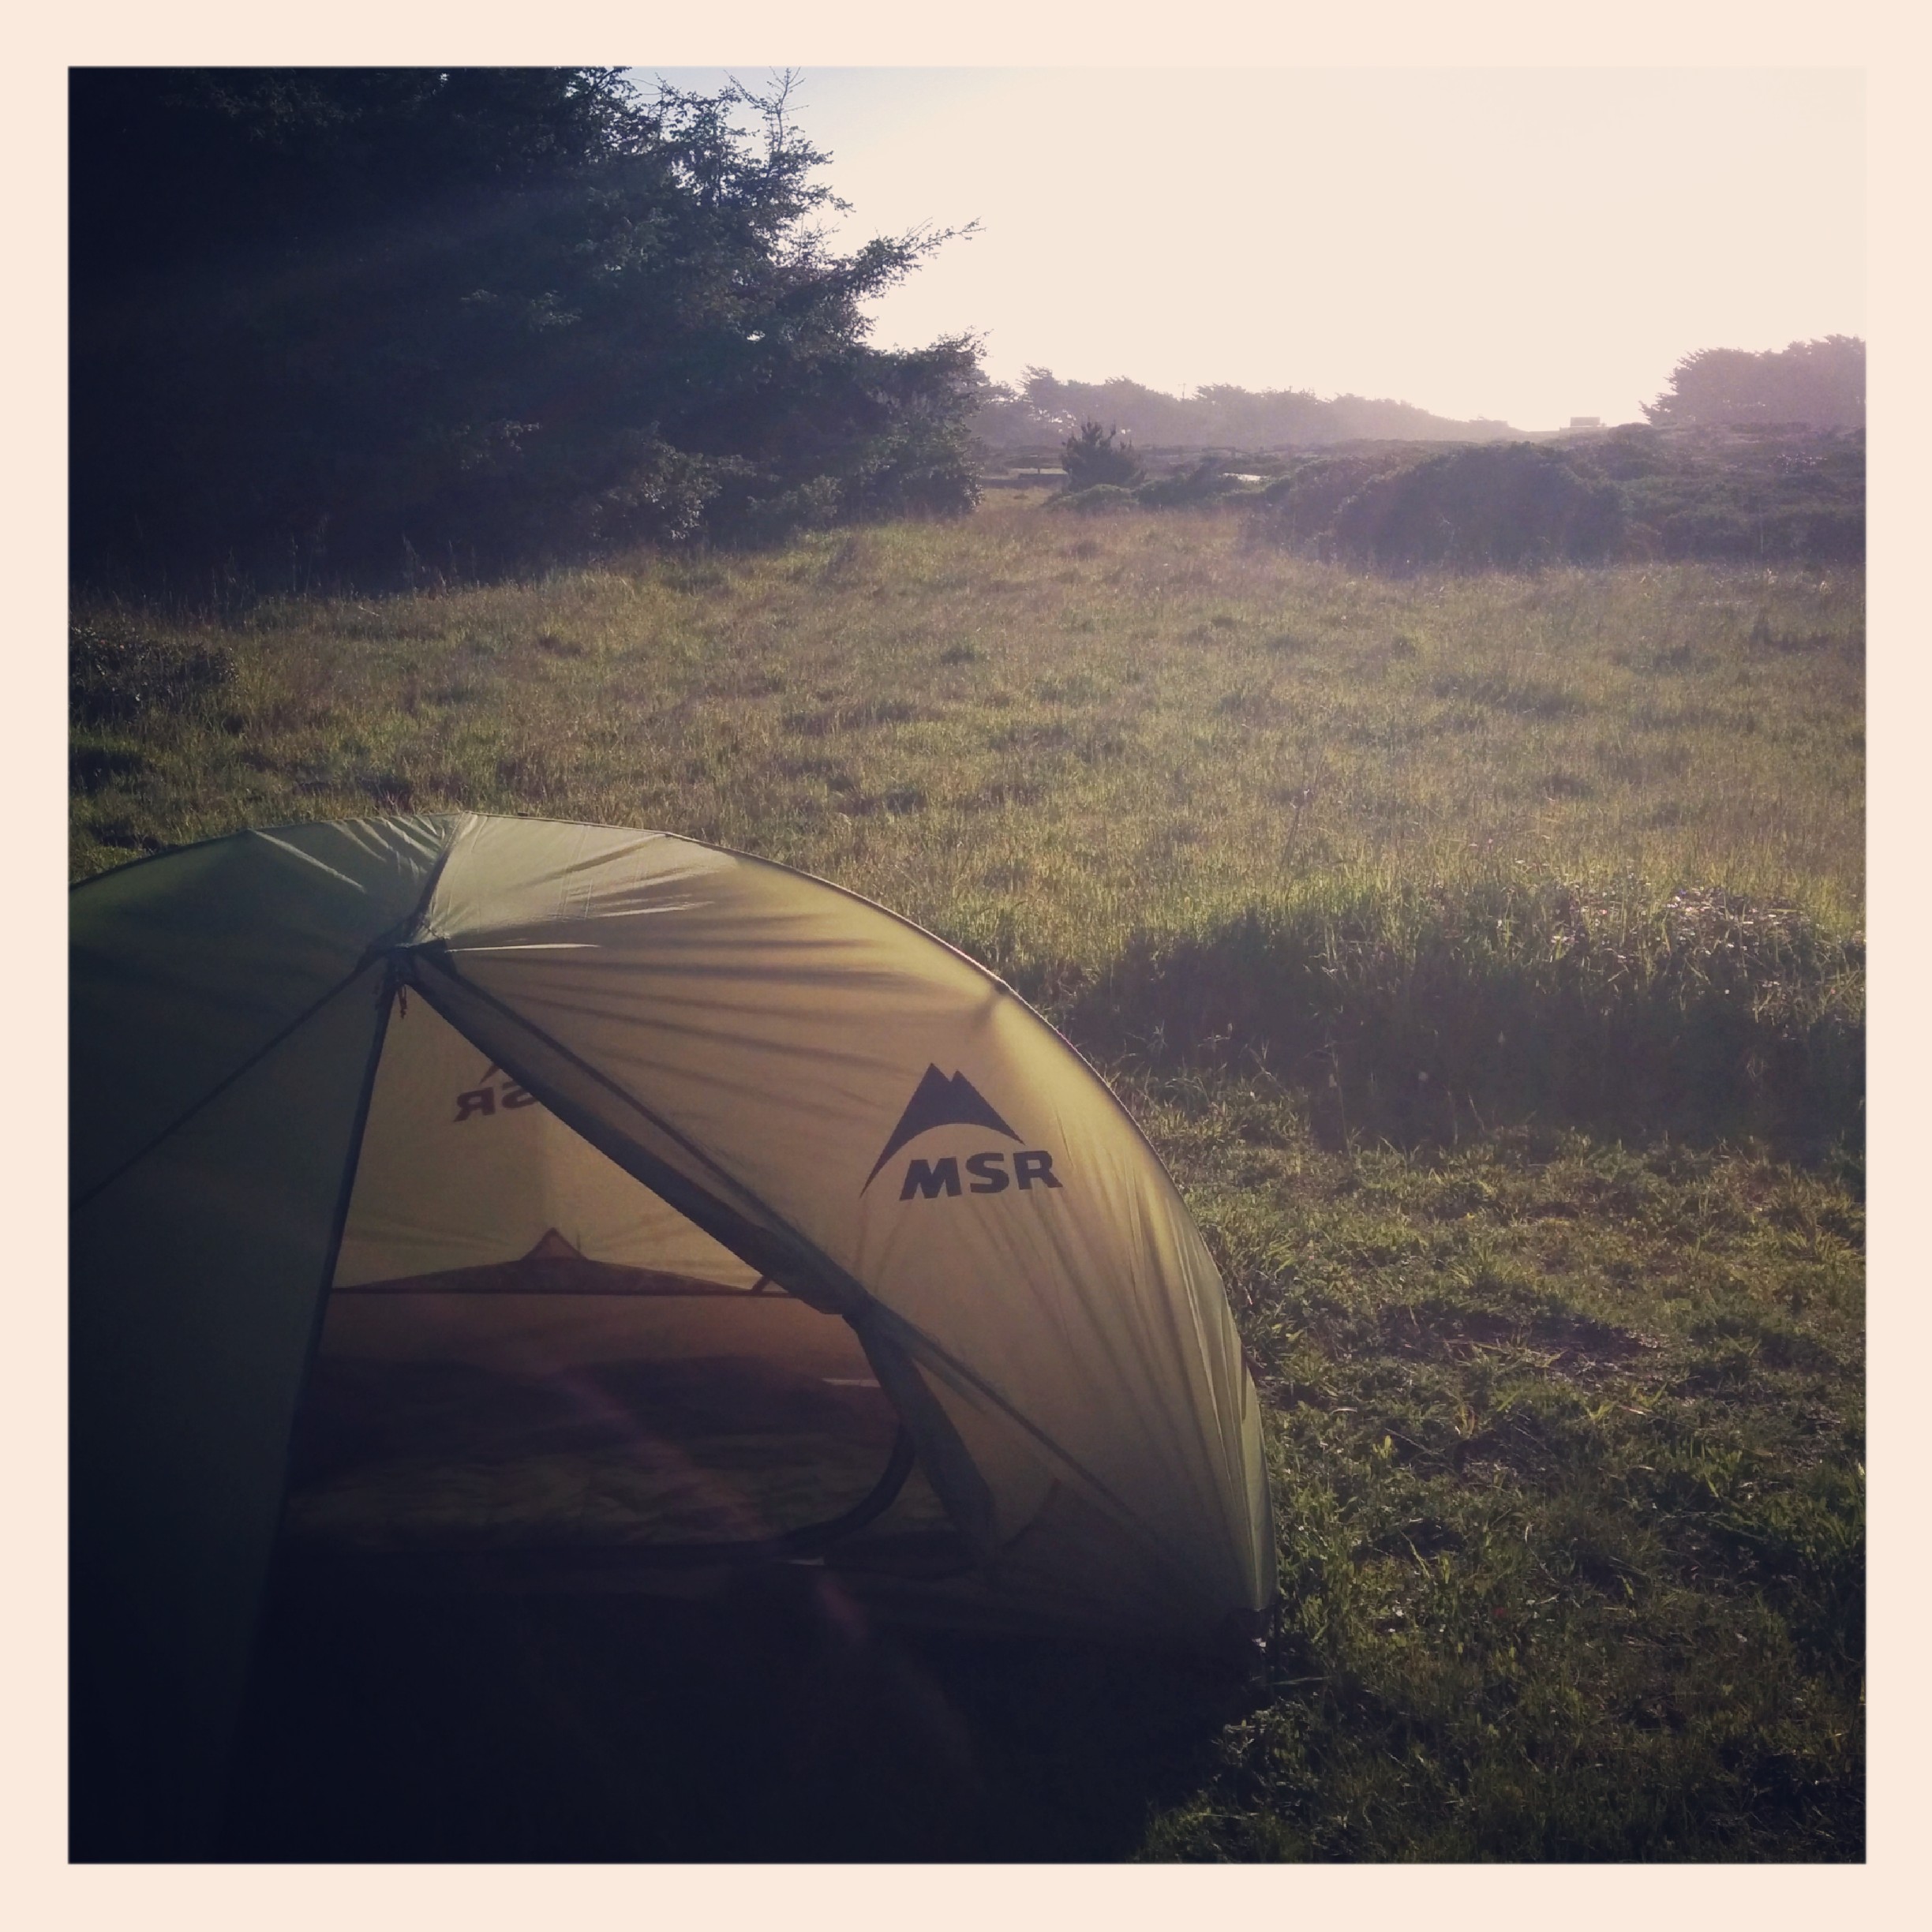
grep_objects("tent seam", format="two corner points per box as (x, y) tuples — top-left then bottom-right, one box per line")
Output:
(69, 960), (378, 1212)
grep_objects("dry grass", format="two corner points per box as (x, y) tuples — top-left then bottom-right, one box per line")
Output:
(72, 507), (1863, 930)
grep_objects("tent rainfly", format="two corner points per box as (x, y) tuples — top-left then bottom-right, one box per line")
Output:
(70, 814), (1275, 1858)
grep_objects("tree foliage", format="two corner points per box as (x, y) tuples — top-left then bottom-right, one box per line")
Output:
(1643, 337), (1865, 430)
(70, 68), (982, 587)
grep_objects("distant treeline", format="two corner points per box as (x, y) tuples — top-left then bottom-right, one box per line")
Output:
(975, 368), (1515, 450)
(70, 69), (983, 592)
(980, 336), (1866, 455)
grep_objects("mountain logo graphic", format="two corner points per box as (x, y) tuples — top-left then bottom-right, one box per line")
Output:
(863, 1065), (1020, 1192)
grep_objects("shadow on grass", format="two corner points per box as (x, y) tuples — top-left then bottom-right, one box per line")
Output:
(219, 1563), (1250, 1862)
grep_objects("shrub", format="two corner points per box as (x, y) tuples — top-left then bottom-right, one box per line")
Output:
(1255, 449), (1430, 550)
(1582, 428), (1863, 567)
(1332, 444), (1625, 572)
(1249, 427), (1863, 573)
(1061, 421), (1144, 491)
(1134, 457), (1250, 508)
(1048, 484), (1142, 515)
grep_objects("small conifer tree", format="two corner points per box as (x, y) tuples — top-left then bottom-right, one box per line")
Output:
(1061, 420), (1144, 489)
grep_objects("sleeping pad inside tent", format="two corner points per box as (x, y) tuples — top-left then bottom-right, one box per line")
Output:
(69, 813), (1274, 1858)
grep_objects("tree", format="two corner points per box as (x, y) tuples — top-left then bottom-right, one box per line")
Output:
(70, 69), (983, 586)
(1061, 420), (1144, 490)
(1643, 337), (1865, 430)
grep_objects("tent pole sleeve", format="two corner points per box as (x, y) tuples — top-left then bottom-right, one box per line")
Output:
(293, 964), (399, 1383)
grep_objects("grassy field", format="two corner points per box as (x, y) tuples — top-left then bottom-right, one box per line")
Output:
(72, 503), (1865, 1859)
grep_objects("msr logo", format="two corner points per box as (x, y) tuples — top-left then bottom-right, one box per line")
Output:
(452, 1063), (538, 1122)
(864, 1064), (1063, 1200)
(899, 1150), (1061, 1200)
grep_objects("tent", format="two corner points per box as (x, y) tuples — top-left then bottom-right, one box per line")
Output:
(70, 813), (1275, 1858)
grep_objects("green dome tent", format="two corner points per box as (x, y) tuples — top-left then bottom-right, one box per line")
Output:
(70, 814), (1275, 1857)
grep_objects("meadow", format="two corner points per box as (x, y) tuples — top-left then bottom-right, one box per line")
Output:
(72, 502), (1865, 1859)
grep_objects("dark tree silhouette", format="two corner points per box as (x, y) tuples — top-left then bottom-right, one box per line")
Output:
(70, 68), (983, 587)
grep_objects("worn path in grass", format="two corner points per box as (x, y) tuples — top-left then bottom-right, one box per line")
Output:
(73, 504), (1864, 1859)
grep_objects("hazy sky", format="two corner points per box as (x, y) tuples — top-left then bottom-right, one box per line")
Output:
(638, 67), (1864, 430)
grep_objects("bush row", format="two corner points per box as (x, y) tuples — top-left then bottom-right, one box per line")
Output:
(1027, 877), (1863, 1152)
(1250, 428), (1864, 573)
